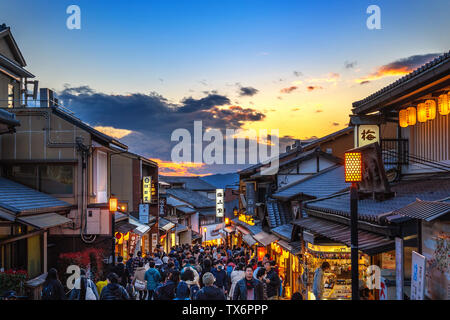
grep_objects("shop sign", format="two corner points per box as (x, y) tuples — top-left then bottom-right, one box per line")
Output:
(238, 213), (255, 226)
(139, 204), (149, 224)
(411, 251), (426, 300)
(356, 125), (379, 147)
(246, 182), (256, 216)
(143, 176), (152, 203)
(151, 233), (157, 249)
(159, 197), (166, 216)
(216, 189), (224, 217)
(128, 233), (138, 256)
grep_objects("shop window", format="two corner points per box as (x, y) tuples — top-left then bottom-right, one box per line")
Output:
(7, 164), (74, 195)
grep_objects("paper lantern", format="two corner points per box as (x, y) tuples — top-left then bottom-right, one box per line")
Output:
(399, 109), (408, 127)
(438, 93), (450, 116)
(418, 100), (436, 122)
(344, 152), (362, 182)
(406, 107), (416, 126)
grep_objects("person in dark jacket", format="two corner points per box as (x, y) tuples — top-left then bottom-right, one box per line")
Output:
(114, 256), (129, 287)
(154, 270), (179, 300)
(264, 261), (280, 300)
(233, 265), (264, 300)
(211, 260), (228, 293)
(41, 268), (66, 300)
(100, 273), (130, 300)
(195, 272), (226, 300)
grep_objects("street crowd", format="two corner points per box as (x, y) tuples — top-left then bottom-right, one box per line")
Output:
(40, 244), (304, 300)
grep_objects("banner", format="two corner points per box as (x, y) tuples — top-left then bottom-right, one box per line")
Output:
(411, 251), (426, 300)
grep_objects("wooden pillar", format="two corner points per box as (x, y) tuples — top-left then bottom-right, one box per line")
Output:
(43, 231), (48, 273)
(395, 237), (404, 300)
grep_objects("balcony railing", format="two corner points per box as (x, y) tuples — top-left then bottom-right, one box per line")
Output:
(380, 138), (409, 167)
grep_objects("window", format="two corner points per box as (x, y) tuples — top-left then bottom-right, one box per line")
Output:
(7, 164), (74, 195)
(8, 84), (14, 108)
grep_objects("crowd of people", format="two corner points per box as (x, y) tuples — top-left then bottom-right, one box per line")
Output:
(40, 244), (302, 301)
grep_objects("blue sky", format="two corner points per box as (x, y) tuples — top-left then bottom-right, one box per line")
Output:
(2, 0), (450, 174)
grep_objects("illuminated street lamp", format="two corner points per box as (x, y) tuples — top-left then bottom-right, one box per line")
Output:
(109, 195), (118, 267)
(344, 152), (362, 301)
(203, 227), (207, 244)
(225, 217), (230, 225)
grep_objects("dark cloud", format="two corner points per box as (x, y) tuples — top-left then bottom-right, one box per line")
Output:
(332, 122), (339, 126)
(59, 86), (266, 167)
(344, 61), (357, 69)
(360, 80), (370, 85)
(238, 86), (259, 97)
(280, 86), (298, 94)
(293, 71), (303, 77)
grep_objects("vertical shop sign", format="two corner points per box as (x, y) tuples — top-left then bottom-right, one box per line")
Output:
(216, 189), (224, 217)
(139, 204), (149, 224)
(246, 182), (256, 216)
(143, 176), (151, 203)
(411, 251), (426, 300)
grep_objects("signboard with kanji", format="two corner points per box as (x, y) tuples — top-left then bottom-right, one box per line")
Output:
(139, 204), (149, 224)
(128, 233), (138, 256)
(357, 125), (379, 147)
(246, 182), (256, 216)
(216, 189), (224, 217)
(143, 176), (151, 203)
(411, 251), (426, 300)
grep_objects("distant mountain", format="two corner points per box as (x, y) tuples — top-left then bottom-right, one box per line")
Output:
(200, 173), (239, 189)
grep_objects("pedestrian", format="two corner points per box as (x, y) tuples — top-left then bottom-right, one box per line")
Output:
(228, 262), (245, 300)
(256, 267), (268, 300)
(114, 256), (129, 287)
(233, 265), (264, 300)
(211, 260), (228, 294)
(175, 268), (194, 300)
(132, 251), (144, 275)
(95, 272), (108, 296)
(69, 269), (99, 300)
(194, 272), (226, 300)
(264, 261), (280, 300)
(132, 260), (148, 300)
(154, 270), (179, 300)
(312, 261), (330, 300)
(41, 268), (66, 300)
(144, 261), (161, 300)
(100, 273), (130, 300)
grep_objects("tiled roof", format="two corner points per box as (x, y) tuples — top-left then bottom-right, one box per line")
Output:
(272, 165), (350, 201)
(304, 175), (450, 223)
(266, 198), (292, 228)
(392, 199), (450, 222)
(353, 51), (450, 110)
(159, 176), (216, 190)
(0, 109), (20, 126)
(271, 224), (293, 241)
(166, 188), (215, 209)
(0, 178), (72, 214)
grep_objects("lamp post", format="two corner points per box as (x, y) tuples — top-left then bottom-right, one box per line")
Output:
(109, 195), (118, 267)
(344, 152), (362, 301)
(203, 227), (207, 244)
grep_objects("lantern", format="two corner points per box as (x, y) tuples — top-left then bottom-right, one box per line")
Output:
(225, 217), (230, 225)
(399, 109), (408, 127)
(418, 100), (436, 122)
(109, 196), (118, 212)
(406, 107), (416, 126)
(438, 93), (450, 116)
(344, 152), (362, 183)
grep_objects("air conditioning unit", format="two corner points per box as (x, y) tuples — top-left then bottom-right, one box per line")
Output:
(86, 208), (101, 235)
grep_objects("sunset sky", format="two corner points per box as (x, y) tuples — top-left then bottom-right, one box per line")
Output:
(2, 0), (450, 175)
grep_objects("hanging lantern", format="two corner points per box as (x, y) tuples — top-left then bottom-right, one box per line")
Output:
(399, 109), (408, 127)
(438, 93), (450, 116)
(406, 107), (416, 126)
(418, 100), (436, 122)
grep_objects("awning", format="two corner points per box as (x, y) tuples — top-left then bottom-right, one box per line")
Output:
(293, 217), (395, 255)
(161, 222), (175, 232)
(243, 234), (258, 246)
(17, 213), (72, 229)
(176, 223), (188, 234)
(214, 223), (224, 232)
(129, 217), (151, 236)
(253, 231), (279, 246)
(116, 222), (136, 234)
(236, 226), (250, 235)
(167, 197), (187, 207)
(277, 240), (302, 255)
(224, 226), (235, 233)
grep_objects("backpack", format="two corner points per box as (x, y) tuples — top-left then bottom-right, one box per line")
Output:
(41, 283), (55, 300)
(189, 284), (200, 300)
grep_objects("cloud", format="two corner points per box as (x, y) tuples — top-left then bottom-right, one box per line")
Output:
(307, 85), (323, 92)
(359, 80), (370, 85)
(94, 126), (133, 139)
(344, 61), (357, 69)
(238, 86), (259, 97)
(58, 85), (267, 175)
(280, 86), (298, 94)
(151, 158), (208, 176)
(308, 72), (340, 84)
(293, 71), (303, 77)
(291, 108), (300, 112)
(355, 53), (442, 83)
(315, 109), (323, 113)
(332, 122), (339, 126)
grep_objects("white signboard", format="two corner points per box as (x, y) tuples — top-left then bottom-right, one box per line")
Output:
(356, 125), (379, 147)
(151, 233), (157, 250)
(139, 204), (149, 224)
(143, 176), (151, 203)
(216, 189), (224, 217)
(411, 251), (426, 300)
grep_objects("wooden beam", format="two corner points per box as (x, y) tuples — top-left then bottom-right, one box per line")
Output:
(0, 230), (44, 245)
